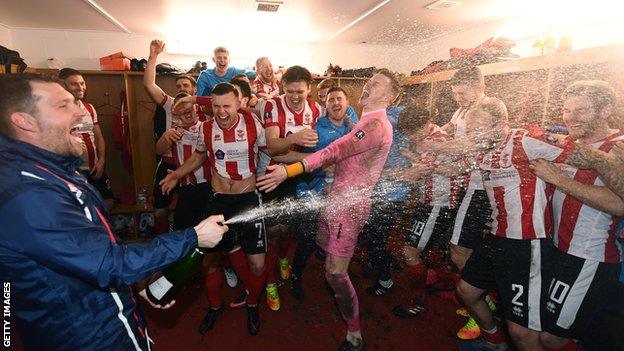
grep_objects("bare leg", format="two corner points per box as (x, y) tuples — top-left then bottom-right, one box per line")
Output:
(456, 279), (494, 330)
(450, 244), (473, 271)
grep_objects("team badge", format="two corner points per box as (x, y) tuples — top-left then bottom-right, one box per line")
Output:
(215, 149), (225, 160)
(354, 130), (365, 140)
(236, 129), (246, 141)
(500, 153), (512, 168)
(303, 113), (312, 125)
(482, 170), (491, 181)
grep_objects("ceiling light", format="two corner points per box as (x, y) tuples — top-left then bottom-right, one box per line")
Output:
(256, 1), (283, 12)
(426, 0), (465, 11)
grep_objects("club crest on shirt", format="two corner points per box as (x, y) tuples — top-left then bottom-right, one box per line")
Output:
(500, 152), (512, 168)
(303, 113), (312, 125)
(215, 149), (225, 160)
(482, 170), (491, 181)
(236, 129), (246, 142)
(354, 130), (365, 140)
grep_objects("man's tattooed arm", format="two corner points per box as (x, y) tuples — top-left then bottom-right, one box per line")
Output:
(567, 143), (624, 199)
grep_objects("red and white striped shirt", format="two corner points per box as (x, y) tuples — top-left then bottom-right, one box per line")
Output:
(418, 125), (460, 208)
(196, 109), (266, 180)
(262, 95), (324, 138)
(77, 100), (98, 171)
(160, 95), (208, 164)
(552, 132), (624, 263)
(449, 107), (483, 190)
(253, 77), (279, 98)
(171, 120), (210, 187)
(478, 128), (573, 240)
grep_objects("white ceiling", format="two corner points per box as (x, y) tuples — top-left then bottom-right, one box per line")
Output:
(0, 0), (504, 45)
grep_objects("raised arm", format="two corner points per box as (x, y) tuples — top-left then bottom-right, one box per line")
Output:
(143, 40), (168, 103)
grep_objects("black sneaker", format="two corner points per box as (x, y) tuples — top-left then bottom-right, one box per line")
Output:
(229, 289), (248, 308)
(337, 339), (364, 351)
(290, 275), (305, 301)
(392, 303), (426, 318)
(198, 306), (224, 334)
(246, 304), (260, 335)
(365, 280), (395, 297)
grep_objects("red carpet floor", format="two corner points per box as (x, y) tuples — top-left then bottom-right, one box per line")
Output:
(143, 252), (466, 351)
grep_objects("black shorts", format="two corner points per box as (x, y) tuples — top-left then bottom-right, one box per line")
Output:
(205, 190), (267, 255)
(361, 198), (405, 235)
(172, 182), (211, 230)
(153, 161), (177, 209)
(79, 169), (113, 200)
(462, 235), (548, 331)
(406, 204), (457, 250)
(450, 188), (491, 249)
(541, 242), (621, 338)
(261, 177), (296, 227)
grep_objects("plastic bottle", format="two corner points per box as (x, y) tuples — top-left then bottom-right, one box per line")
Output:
(137, 187), (147, 204)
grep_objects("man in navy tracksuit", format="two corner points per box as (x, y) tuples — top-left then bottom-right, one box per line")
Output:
(0, 73), (227, 350)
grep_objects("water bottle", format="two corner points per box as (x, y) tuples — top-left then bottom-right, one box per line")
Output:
(137, 187), (147, 204)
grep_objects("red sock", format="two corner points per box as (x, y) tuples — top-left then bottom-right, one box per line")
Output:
(406, 264), (427, 284)
(425, 268), (438, 286)
(265, 242), (279, 284)
(154, 216), (169, 235)
(203, 268), (223, 308)
(434, 267), (459, 290)
(277, 235), (291, 258)
(227, 249), (249, 285)
(482, 325), (505, 345)
(549, 340), (580, 351)
(246, 269), (267, 305)
(424, 248), (445, 268)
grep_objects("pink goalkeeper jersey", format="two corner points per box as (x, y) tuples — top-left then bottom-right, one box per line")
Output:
(303, 109), (393, 201)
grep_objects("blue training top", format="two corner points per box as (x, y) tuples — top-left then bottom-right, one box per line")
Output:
(296, 111), (359, 198)
(196, 66), (256, 96)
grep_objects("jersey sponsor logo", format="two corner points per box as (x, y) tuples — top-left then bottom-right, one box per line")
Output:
(214, 134), (222, 141)
(215, 149), (225, 160)
(354, 130), (365, 140)
(236, 129), (246, 142)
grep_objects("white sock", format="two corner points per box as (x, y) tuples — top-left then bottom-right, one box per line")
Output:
(346, 330), (362, 345)
(378, 279), (394, 289)
(482, 325), (497, 334)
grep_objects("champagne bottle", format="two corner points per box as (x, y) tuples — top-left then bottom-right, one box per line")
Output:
(146, 247), (205, 305)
